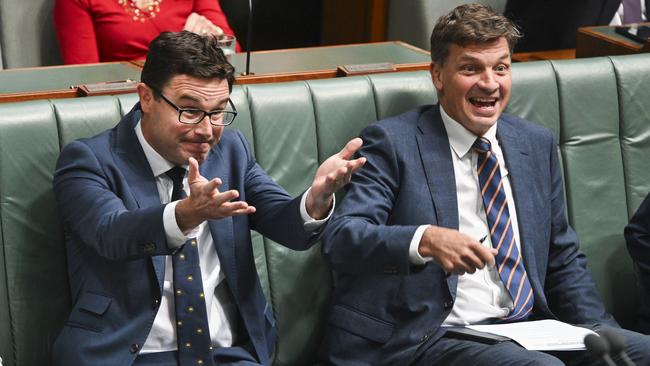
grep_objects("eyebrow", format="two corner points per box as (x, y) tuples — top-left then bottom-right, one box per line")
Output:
(176, 94), (229, 108)
(457, 53), (511, 62)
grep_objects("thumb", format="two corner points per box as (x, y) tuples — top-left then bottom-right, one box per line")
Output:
(188, 157), (201, 183)
(338, 138), (363, 160)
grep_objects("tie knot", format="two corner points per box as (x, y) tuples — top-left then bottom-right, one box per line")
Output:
(165, 166), (186, 187)
(472, 137), (492, 154)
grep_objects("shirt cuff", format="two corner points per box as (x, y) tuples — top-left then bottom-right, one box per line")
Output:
(299, 186), (335, 232)
(409, 225), (432, 265)
(163, 201), (199, 248)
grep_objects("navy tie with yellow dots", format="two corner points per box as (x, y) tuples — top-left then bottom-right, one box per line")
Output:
(473, 138), (534, 322)
(166, 167), (214, 366)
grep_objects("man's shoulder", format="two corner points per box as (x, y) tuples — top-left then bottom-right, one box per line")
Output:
(62, 104), (140, 152)
(366, 105), (435, 134)
(215, 129), (248, 151)
(500, 113), (555, 140)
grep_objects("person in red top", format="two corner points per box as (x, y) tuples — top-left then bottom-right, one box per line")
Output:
(54, 0), (240, 64)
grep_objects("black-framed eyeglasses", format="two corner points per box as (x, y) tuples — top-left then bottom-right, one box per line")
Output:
(151, 86), (238, 126)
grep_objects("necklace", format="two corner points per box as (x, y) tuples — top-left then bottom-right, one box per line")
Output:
(118, 0), (162, 22)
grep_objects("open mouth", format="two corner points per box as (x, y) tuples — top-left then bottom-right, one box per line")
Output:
(469, 97), (498, 108)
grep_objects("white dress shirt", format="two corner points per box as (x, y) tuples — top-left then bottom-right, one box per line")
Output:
(408, 107), (524, 325)
(134, 121), (331, 353)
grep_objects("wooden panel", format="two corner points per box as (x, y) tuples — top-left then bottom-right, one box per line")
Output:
(321, 0), (388, 45)
(576, 24), (650, 58)
(0, 42), (430, 101)
(512, 49), (576, 62)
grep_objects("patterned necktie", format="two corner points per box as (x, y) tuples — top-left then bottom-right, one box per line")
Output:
(623, 0), (643, 23)
(165, 167), (214, 365)
(473, 138), (534, 322)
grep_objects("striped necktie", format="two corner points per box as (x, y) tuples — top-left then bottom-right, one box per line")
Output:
(166, 167), (214, 365)
(473, 138), (534, 322)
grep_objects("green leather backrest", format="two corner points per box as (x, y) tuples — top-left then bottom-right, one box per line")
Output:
(1, 55), (650, 365)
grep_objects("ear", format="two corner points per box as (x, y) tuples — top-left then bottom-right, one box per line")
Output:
(137, 83), (154, 113)
(430, 62), (444, 92)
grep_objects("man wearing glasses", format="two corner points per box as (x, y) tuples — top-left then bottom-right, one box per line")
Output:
(52, 31), (365, 366)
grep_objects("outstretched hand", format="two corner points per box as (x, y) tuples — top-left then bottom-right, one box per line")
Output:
(306, 138), (366, 219)
(175, 157), (255, 232)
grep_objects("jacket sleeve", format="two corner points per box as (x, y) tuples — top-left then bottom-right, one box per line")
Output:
(53, 0), (100, 64)
(542, 133), (618, 326)
(53, 140), (173, 260)
(236, 131), (318, 250)
(625, 192), (650, 318)
(321, 123), (418, 276)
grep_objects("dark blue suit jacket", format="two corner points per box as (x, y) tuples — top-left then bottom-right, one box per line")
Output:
(625, 192), (650, 334)
(52, 104), (318, 366)
(319, 105), (617, 365)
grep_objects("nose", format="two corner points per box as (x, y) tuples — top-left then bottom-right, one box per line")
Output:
(477, 71), (499, 93)
(193, 115), (214, 138)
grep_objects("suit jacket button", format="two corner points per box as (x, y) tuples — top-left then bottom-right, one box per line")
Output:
(421, 334), (429, 342)
(444, 300), (454, 310)
(153, 298), (160, 307)
(129, 343), (140, 354)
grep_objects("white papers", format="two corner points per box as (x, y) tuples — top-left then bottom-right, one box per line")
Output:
(466, 319), (597, 351)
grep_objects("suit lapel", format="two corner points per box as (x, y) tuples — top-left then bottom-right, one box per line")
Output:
(416, 106), (459, 230)
(113, 104), (166, 294)
(496, 120), (543, 295)
(203, 148), (239, 299)
(415, 106), (459, 293)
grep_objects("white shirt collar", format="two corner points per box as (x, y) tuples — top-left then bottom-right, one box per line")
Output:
(134, 120), (184, 177)
(439, 106), (498, 159)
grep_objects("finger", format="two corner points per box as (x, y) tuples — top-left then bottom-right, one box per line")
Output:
(203, 177), (223, 195)
(214, 189), (241, 205)
(462, 250), (486, 271)
(211, 25), (224, 36)
(183, 12), (199, 32)
(220, 200), (249, 211)
(222, 203), (257, 216)
(468, 241), (496, 268)
(451, 268), (468, 276)
(487, 248), (498, 268)
(338, 138), (363, 160)
(188, 157), (200, 183)
(347, 157), (367, 173)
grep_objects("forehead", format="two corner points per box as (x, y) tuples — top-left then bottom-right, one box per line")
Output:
(447, 37), (511, 63)
(163, 74), (230, 101)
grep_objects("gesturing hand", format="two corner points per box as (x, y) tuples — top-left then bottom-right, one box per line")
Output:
(419, 226), (497, 276)
(306, 138), (366, 219)
(175, 157), (255, 232)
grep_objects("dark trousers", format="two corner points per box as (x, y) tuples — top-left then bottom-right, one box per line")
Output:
(413, 326), (650, 366)
(134, 345), (261, 366)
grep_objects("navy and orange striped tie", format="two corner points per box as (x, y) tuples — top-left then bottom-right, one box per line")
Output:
(473, 137), (534, 322)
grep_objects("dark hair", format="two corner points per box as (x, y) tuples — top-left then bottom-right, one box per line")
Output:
(141, 31), (235, 94)
(430, 3), (521, 65)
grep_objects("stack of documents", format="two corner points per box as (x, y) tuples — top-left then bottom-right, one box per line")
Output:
(463, 319), (596, 351)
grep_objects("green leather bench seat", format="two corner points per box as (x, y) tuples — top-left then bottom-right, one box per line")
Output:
(1, 54), (650, 366)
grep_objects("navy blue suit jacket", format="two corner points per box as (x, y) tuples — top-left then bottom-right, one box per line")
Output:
(319, 105), (617, 365)
(52, 104), (318, 366)
(625, 192), (650, 334)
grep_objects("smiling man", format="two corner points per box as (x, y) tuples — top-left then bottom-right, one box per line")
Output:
(319, 3), (650, 365)
(52, 31), (365, 366)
